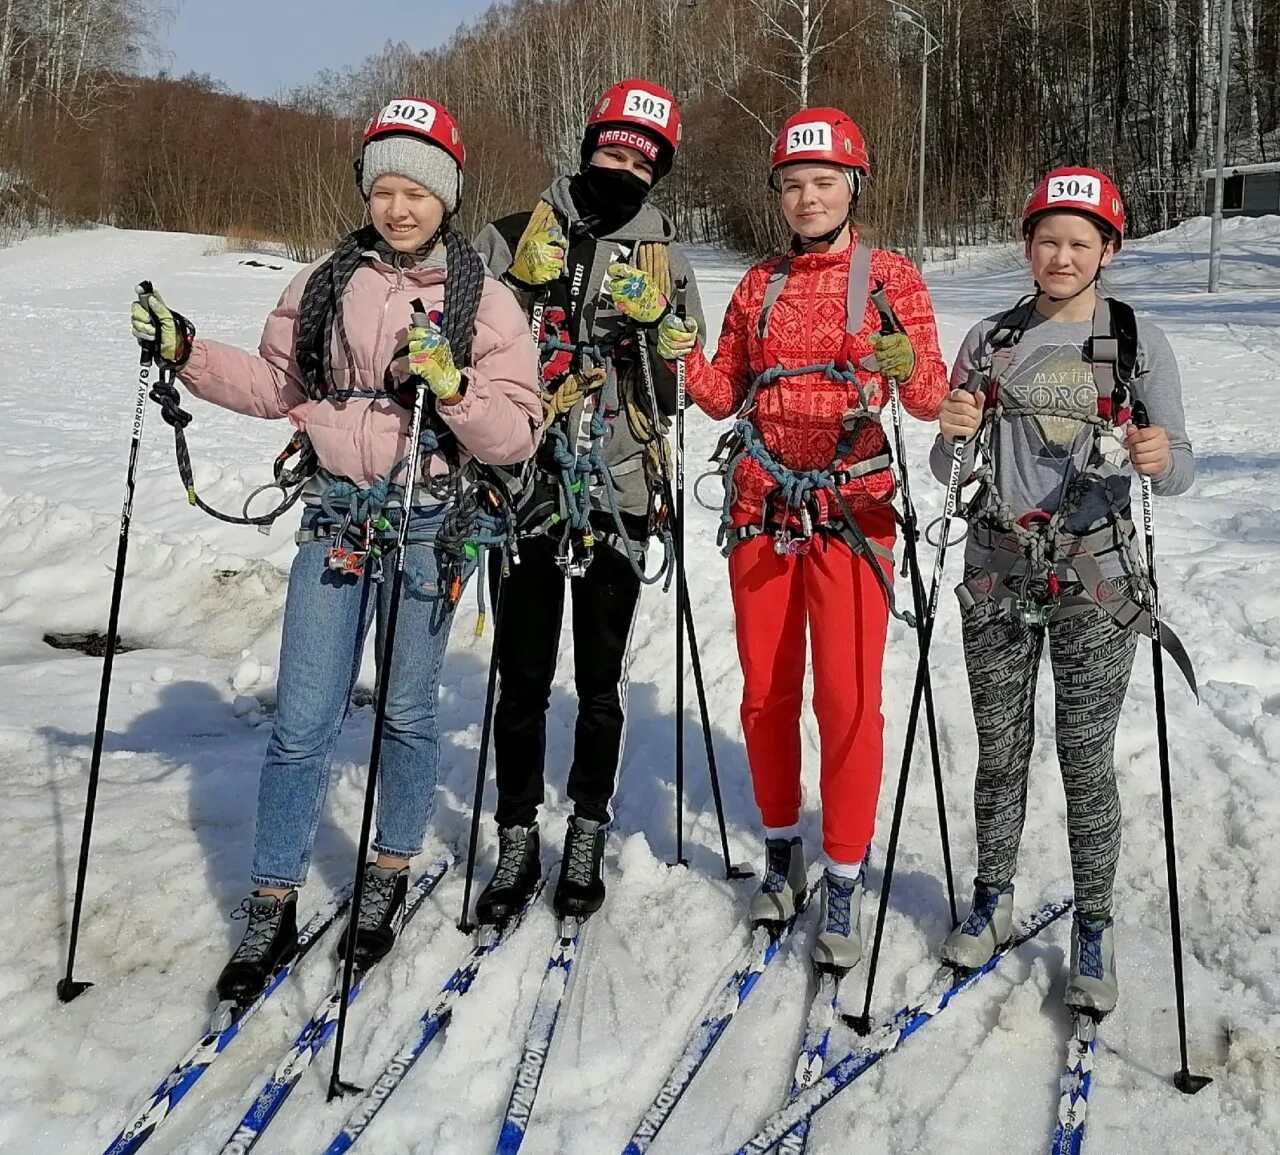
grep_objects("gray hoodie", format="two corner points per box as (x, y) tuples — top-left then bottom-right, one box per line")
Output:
(474, 174), (705, 526)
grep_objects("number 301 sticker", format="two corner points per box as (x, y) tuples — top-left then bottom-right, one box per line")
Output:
(380, 100), (437, 132)
(785, 122), (832, 154)
(623, 90), (671, 127)
(1046, 175), (1100, 205)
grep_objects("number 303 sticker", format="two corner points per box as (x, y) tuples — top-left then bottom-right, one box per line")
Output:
(623, 90), (671, 127)
(1046, 175), (1100, 205)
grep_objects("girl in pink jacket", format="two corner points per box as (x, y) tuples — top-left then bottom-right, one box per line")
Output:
(129, 98), (540, 1009)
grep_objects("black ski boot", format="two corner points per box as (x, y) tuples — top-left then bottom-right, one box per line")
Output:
(337, 862), (409, 970)
(553, 815), (606, 920)
(475, 823), (541, 927)
(217, 890), (299, 1006)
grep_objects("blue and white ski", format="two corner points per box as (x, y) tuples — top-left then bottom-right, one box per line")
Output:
(776, 969), (841, 1155)
(1050, 1014), (1096, 1154)
(495, 917), (585, 1154)
(322, 878), (547, 1154)
(622, 908), (806, 1155)
(215, 858), (451, 1154)
(102, 886), (352, 1155)
(733, 898), (1073, 1154)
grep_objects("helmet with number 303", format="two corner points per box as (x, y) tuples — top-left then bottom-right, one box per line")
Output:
(1022, 167), (1125, 249)
(769, 107), (870, 192)
(582, 79), (682, 181)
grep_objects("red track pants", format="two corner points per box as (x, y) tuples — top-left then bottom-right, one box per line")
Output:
(728, 510), (895, 864)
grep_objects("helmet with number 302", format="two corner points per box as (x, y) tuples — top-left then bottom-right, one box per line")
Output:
(582, 79), (682, 181)
(361, 97), (466, 169)
(769, 108), (870, 190)
(1022, 167), (1125, 249)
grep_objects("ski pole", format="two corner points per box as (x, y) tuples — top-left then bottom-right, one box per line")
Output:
(870, 286), (957, 926)
(674, 356), (687, 868)
(1131, 400), (1211, 1096)
(457, 564), (507, 933)
(850, 370), (979, 1034)
(57, 281), (156, 1004)
(635, 333), (749, 880)
(328, 301), (434, 1100)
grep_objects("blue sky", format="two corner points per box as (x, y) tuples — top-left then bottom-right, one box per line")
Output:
(157, 0), (490, 99)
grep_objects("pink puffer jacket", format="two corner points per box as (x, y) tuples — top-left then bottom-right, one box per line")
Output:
(178, 247), (541, 488)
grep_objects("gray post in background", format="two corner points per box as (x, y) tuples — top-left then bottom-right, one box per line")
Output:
(1208, 0), (1232, 293)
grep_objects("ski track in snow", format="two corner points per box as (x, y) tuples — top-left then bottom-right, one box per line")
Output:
(1, 218), (1279, 1153)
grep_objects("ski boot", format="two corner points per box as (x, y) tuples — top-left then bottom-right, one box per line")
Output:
(812, 867), (865, 973)
(337, 861), (409, 970)
(216, 890), (299, 1008)
(1065, 913), (1118, 1017)
(554, 815), (606, 921)
(476, 823), (541, 927)
(941, 880), (1014, 970)
(750, 836), (807, 926)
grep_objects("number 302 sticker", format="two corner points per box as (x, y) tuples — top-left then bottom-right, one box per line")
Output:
(623, 90), (671, 127)
(1046, 175), (1100, 205)
(785, 122), (832, 155)
(380, 100), (437, 132)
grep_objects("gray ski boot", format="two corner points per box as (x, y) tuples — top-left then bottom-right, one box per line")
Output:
(941, 880), (1014, 969)
(750, 836), (806, 925)
(812, 868), (865, 973)
(1065, 913), (1118, 1016)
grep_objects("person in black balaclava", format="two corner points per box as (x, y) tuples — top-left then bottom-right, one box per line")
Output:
(472, 79), (705, 928)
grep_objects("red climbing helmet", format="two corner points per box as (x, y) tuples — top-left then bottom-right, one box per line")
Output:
(770, 108), (870, 187)
(582, 79), (682, 180)
(360, 97), (466, 168)
(1022, 167), (1125, 249)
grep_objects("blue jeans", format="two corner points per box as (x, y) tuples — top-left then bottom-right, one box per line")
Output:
(251, 505), (465, 889)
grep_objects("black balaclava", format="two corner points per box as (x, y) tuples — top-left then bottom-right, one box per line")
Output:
(568, 163), (651, 234)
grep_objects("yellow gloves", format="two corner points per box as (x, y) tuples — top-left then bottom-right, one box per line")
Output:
(510, 224), (568, 286)
(130, 286), (195, 366)
(607, 262), (669, 324)
(869, 332), (916, 382)
(656, 314), (699, 361)
(408, 323), (462, 400)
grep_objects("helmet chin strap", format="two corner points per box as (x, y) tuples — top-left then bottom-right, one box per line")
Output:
(793, 221), (848, 252)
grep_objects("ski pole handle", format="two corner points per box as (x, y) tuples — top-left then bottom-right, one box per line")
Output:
(869, 281), (898, 336)
(135, 280), (156, 367)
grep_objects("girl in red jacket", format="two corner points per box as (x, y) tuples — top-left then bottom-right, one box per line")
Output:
(660, 108), (948, 970)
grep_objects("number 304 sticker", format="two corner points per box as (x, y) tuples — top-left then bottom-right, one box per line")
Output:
(623, 90), (671, 127)
(379, 99), (437, 132)
(785, 122), (832, 155)
(1046, 175), (1100, 205)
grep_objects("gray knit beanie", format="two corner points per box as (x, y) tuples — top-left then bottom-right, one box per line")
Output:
(360, 135), (461, 212)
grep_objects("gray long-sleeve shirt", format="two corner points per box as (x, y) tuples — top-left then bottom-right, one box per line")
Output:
(930, 307), (1194, 575)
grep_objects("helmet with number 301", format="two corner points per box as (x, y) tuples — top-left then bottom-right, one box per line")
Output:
(769, 108), (870, 188)
(582, 79), (682, 181)
(361, 97), (466, 169)
(1022, 167), (1125, 249)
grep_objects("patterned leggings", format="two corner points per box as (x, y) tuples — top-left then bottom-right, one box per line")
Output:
(960, 572), (1139, 917)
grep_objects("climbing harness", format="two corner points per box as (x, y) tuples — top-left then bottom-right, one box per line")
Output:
(694, 242), (906, 619)
(956, 292), (1196, 691)
(508, 203), (675, 588)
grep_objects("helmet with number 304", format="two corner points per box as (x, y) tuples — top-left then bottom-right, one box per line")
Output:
(769, 107), (870, 190)
(361, 97), (466, 168)
(1022, 167), (1125, 249)
(582, 79), (682, 181)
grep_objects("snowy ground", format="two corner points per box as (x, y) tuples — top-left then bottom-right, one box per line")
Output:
(2, 216), (1279, 1153)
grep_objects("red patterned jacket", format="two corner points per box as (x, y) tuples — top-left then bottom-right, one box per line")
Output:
(685, 235), (948, 530)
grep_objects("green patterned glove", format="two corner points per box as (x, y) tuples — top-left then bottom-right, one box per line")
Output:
(408, 323), (462, 400)
(607, 262), (669, 324)
(656, 314), (699, 361)
(510, 224), (568, 286)
(130, 286), (195, 366)
(869, 332), (916, 382)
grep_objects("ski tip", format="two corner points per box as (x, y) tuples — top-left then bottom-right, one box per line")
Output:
(56, 977), (93, 1003)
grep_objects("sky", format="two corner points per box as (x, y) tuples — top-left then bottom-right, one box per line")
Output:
(156, 0), (491, 100)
